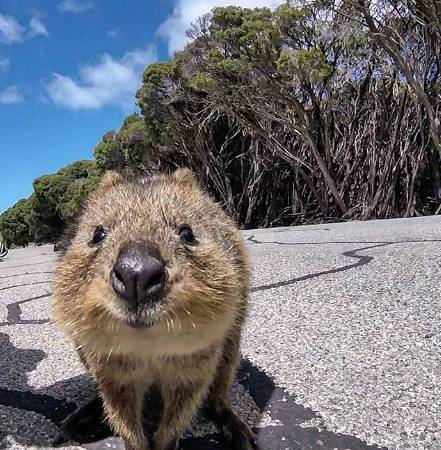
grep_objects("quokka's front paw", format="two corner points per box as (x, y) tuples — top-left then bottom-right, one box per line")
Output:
(53, 396), (108, 446)
(123, 437), (152, 450)
(222, 421), (257, 450)
(151, 433), (179, 450)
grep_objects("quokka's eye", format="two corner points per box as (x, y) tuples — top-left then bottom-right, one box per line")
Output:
(91, 226), (107, 245)
(178, 226), (196, 245)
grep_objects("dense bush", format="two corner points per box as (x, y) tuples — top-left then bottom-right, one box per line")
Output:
(0, 160), (100, 246)
(1, 1), (440, 245)
(0, 198), (35, 247)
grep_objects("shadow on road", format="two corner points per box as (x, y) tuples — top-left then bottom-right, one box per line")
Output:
(0, 332), (388, 450)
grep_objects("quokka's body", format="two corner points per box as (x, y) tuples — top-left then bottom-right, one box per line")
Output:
(53, 169), (255, 450)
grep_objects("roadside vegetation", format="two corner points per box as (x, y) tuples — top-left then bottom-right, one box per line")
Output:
(2, 0), (440, 246)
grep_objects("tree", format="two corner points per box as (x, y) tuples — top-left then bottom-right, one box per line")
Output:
(0, 198), (35, 247)
(0, 160), (101, 245)
(137, 3), (438, 223)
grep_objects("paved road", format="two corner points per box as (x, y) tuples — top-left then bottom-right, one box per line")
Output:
(0, 216), (440, 450)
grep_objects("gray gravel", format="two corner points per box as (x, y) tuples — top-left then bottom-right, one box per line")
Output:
(0, 216), (440, 450)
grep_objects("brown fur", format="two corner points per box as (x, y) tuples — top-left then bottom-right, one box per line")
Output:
(52, 169), (255, 450)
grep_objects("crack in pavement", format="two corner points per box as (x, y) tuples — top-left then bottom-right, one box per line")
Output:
(251, 243), (390, 292)
(0, 260), (58, 269)
(244, 227), (331, 235)
(248, 237), (441, 292)
(0, 280), (53, 291)
(0, 252), (53, 261)
(0, 271), (54, 279)
(246, 236), (441, 246)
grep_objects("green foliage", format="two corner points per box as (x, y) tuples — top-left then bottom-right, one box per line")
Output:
(189, 73), (216, 90)
(207, 48), (224, 63)
(94, 114), (151, 172)
(210, 6), (280, 66)
(139, 61), (177, 99)
(216, 57), (251, 74)
(142, 61), (176, 85)
(0, 160), (101, 245)
(0, 198), (35, 247)
(278, 48), (332, 82)
(29, 160), (101, 242)
(211, 6), (245, 36)
(94, 131), (122, 171)
(297, 49), (332, 80)
(274, 3), (305, 31)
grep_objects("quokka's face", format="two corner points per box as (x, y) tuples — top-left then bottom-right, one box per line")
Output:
(56, 170), (245, 335)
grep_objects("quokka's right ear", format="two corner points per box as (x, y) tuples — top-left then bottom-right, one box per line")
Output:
(95, 171), (124, 193)
(172, 168), (198, 188)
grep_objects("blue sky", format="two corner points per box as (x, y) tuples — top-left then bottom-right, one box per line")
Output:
(0, 0), (283, 213)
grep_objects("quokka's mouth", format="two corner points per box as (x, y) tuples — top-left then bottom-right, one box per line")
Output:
(126, 317), (154, 329)
(123, 304), (165, 329)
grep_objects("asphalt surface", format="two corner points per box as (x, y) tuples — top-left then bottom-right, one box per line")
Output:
(0, 216), (440, 450)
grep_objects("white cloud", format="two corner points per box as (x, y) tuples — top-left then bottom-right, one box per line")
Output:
(28, 17), (49, 37)
(158, 0), (285, 55)
(0, 85), (24, 105)
(0, 56), (10, 71)
(0, 14), (49, 43)
(57, 0), (94, 13)
(0, 14), (25, 44)
(45, 46), (157, 110)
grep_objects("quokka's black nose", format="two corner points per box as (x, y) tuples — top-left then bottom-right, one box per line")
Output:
(111, 240), (166, 307)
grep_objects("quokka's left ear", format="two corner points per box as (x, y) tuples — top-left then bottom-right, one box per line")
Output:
(95, 170), (124, 193)
(172, 168), (198, 188)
